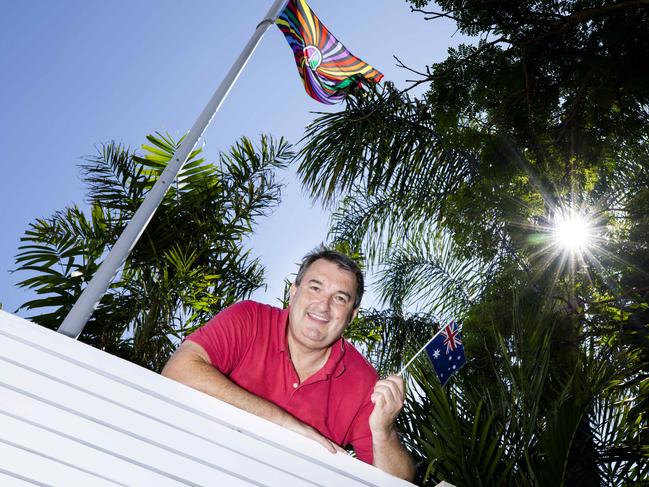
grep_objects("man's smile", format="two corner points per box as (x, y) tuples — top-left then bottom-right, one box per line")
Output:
(307, 311), (330, 324)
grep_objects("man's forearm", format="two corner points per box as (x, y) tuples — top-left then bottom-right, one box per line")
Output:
(162, 348), (287, 423)
(368, 375), (416, 481)
(372, 429), (416, 481)
(161, 341), (341, 453)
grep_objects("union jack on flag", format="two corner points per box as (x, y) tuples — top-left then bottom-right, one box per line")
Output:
(442, 322), (462, 353)
(425, 322), (466, 386)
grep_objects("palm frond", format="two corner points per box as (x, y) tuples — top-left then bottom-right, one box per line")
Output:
(329, 186), (441, 266)
(349, 308), (436, 377)
(297, 83), (477, 207)
(14, 206), (107, 326)
(375, 231), (492, 318)
(135, 131), (213, 195)
(81, 142), (148, 214)
(13, 132), (292, 370)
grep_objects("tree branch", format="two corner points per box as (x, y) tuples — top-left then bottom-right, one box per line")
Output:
(410, 7), (465, 24)
(519, 0), (649, 46)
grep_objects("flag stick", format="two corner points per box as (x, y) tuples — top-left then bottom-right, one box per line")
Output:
(58, 0), (290, 339)
(397, 326), (445, 377)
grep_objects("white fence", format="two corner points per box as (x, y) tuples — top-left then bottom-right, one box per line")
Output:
(0, 310), (417, 486)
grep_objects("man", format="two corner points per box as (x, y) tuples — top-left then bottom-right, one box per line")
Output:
(162, 247), (415, 481)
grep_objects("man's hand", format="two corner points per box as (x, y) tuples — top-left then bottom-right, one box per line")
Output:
(369, 375), (415, 481)
(369, 375), (405, 437)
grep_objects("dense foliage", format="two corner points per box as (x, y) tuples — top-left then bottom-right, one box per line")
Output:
(14, 133), (291, 371)
(298, 1), (648, 484)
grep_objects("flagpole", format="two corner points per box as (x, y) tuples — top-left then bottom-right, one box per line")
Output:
(397, 325), (445, 377)
(57, 0), (290, 339)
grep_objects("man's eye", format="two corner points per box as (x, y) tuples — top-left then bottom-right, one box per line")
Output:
(310, 286), (320, 292)
(335, 295), (348, 304)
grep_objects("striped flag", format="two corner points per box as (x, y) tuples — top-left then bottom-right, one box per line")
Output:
(276, 0), (383, 104)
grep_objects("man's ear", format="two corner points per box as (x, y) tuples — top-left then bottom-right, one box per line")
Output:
(348, 307), (359, 324)
(288, 282), (297, 304)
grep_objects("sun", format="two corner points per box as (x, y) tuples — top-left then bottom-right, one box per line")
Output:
(551, 209), (594, 253)
(524, 202), (608, 281)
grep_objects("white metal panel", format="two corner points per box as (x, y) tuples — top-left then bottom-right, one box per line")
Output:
(0, 387), (220, 487)
(0, 359), (309, 486)
(0, 311), (415, 486)
(0, 331), (360, 486)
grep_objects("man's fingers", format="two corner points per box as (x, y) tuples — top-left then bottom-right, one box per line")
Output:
(333, 443), (347, 453)
(320, 437), (337, 454)
(369, 376), (407, 437)
(310, 432), (335, 453)
(371, 391), (387, 409)
(305, 428), (338, 454)
(373, 381), (400, 406)
(373, 385), (396, 407)
(287, 420), (340, 454)
(383, 375), (405, 400)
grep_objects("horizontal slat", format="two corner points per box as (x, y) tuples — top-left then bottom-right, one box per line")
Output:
(0, 389), (196, 487)
(0, 438), (119, 487)
(0, 468), (44, 487)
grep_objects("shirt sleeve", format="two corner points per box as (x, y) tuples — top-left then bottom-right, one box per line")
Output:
(345, 391), (375, 465)
(184, 301), (258, 375)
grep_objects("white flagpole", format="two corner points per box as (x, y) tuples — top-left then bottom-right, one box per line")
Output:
(58, 0), (290, 339)
(397, 325), (447, 377)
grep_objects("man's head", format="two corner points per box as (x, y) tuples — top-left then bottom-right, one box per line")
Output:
(288, 246), (364, 352)
(295, 246), (364, 308)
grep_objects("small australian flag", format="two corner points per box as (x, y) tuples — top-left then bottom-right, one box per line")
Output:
(425, 321), (466, 386)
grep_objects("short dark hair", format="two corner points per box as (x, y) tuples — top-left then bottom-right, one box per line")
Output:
(295, 245), (364, 308)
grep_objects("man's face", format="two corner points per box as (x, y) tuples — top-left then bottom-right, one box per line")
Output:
(288, 258), (359, 352)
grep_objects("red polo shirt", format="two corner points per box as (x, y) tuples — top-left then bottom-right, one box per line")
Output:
(186, 300), (379, 464)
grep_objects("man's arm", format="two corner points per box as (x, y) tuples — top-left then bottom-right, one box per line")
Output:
(369, 375), (416, 481)
(162, 340), (344, 454)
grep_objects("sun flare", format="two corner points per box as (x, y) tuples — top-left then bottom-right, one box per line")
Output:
(552, 209), (593, 253)
(524, 201), (610, 282)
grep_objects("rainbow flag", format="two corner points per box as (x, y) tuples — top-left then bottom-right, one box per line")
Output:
(276, 0), (383, 104)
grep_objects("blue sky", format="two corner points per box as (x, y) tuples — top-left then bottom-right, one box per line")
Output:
(0, 1), (465, 317)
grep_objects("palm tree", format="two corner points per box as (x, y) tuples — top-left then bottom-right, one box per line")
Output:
(297, 83), (647, 485)
(14, 132), (293, 371)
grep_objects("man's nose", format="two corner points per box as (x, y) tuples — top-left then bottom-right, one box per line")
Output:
(314, 293), (333, 311)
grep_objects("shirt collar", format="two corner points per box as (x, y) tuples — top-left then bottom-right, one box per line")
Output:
(324, 337), (347, 378)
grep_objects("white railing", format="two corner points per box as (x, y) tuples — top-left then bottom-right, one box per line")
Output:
(0, 310), (419, 486)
